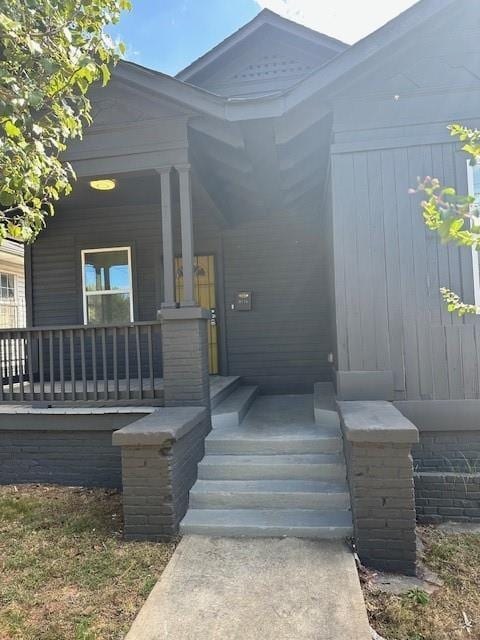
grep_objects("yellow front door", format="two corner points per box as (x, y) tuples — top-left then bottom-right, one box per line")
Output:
(175, 255), (219, 374)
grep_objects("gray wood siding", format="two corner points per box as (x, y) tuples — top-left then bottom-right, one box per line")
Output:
(331, 136), (480, 401)
(222, 211), (331, 393)
(31, 203), (162, 327)
(30, 182), (331, 394)
(330, 0), (480, 401)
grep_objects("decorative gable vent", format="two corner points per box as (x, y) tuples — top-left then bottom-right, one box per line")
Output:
(230, 54), (313, 81)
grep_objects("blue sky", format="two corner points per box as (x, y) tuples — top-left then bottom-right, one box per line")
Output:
(109, 0), (418, 77)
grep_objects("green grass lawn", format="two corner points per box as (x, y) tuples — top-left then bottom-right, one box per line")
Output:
(364, 527), (480, 640)
(0, 484), (177, 640)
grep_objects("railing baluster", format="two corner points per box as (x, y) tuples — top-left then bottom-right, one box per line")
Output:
(49, 330), (54, 402)
(17, 332), (25, 402)
(69, 329), (76, 402)
(0, 337), (4, 402)
(124, 326), (130, 401)
(102, 327), (108, 401)
(91, 328), (97, 401)
(135, 324), (142, 400)
(26, 334), (34, 402)
(113, 327), (119, 400)
(59, 330), (65, 401)
(147, 324), (154, 397)
(80, 329), (87, 401)
(7, 333), (13, 401)
(38, 330), (45, 402)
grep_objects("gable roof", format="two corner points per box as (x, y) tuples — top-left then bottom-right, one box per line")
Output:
(281, 0), (457, 109)
(114, 0), (458, 121)
(176, 9), (348, 84)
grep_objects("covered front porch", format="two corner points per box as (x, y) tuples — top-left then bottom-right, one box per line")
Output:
(4, 63), (334, 405)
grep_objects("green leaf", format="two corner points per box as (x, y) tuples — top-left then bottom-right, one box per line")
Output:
(0, 190), (14, 206)
(4, 120), (21, 138)
(442, 187), (456, 196)
(0, 0), (130, 243)
(100, 63), (111, 86)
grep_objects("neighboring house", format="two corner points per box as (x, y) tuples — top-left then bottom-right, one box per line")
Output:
(0, 240), (25, 329)
(1, 0), (479, 575)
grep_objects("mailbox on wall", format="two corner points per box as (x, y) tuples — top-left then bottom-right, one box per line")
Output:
(233, 291), (253, 311)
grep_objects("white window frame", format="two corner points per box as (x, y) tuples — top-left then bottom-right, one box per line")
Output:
(81, 246), (134, 325)
(467, 161), (480, 312)
(0, 272), (16, 303)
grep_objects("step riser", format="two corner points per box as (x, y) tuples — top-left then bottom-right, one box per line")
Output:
(180, 523), (353, 538)
(189, 491), (351, 510)
(212, 385), (258, 428)
(205, 438), (342, 455)
(211, 378), (241, 409)
(314, 409), (341, 430)
(198, 464), (347, 481)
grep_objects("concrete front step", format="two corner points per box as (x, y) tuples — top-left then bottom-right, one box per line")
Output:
(210, 376), (241, 409)
(206, 429), (342, 455)
(180, 508), (353, 538)
(189, 479), (351, 510)
(198, 453), (347, 481)
(212, 385), (259, 428)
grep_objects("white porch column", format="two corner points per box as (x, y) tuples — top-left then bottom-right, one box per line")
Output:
(176, 164), (196, 307)
(157, 167), (176, 308)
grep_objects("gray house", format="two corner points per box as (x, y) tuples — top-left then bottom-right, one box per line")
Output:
(1, 0), (480, 575)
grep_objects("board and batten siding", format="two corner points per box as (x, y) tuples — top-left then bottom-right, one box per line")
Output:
(330, 0), (480, 401)
(332, 141), (480, 400)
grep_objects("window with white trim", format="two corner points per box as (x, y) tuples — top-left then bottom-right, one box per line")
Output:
(0, 272), (18, 328)
(81, 247), (134, 324)
(467, 162), (480, 310)
(0, 273), (15, 300)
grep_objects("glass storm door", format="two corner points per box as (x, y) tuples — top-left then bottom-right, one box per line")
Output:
(174, 255), (219, 374)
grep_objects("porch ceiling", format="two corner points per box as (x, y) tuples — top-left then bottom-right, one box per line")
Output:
(189, 111), (332, 220)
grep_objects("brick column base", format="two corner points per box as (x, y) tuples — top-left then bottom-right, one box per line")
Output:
(339, 401), (419, 576)
(159, 307), (210, 408)
(113, 407), (210, 541)
(347, 441), (417, 574)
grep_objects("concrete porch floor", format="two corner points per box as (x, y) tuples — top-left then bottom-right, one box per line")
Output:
(216, 393), (321, 435)
(125, 535), (371, 640)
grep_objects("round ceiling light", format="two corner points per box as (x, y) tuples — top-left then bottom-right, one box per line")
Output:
(89, 178), (116, 191)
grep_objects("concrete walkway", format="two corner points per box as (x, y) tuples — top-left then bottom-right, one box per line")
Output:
(126, 536), (371, 640)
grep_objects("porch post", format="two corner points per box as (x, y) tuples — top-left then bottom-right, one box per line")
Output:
(158, 164), (211, 409)
(176, 164), (196, 307)
(158, 167), (176, 308)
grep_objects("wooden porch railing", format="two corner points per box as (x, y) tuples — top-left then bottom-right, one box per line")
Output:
(0, 321), (163, 404)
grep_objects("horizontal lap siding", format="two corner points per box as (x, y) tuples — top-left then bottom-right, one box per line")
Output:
(31, 204), (162, 326)
(223, 212), (331, 393)
(332, 143), (479, 400)
(31, 191), (331, 393)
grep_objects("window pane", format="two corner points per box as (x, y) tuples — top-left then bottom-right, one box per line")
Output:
(87, 293), (131, 324)
(84, 250), (130, 292)
(0, 273), (14, 299)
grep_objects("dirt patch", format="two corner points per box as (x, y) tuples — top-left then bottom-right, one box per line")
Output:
(0, 484), (177, 640)
(363, 526), (480, 640)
